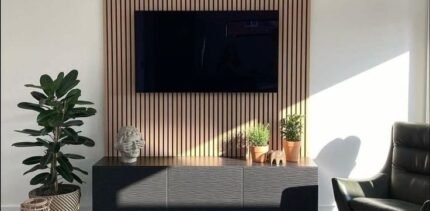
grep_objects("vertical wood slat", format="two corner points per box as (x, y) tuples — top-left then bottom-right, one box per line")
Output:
(105, 0), (111, 156)
(113, 0), (118, 157)
(105, 0), (310, 157)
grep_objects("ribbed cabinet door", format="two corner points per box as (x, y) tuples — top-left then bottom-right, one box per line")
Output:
(243, 166), (317, 207)
(168, 167), (243, 207)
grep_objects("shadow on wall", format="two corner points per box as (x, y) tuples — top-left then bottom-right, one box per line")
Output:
(313, 136), (361, 208)
(220, 132), (247, 159)
(219, 130), (287, 159)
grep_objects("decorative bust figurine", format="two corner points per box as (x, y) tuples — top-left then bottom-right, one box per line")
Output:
(115, 126), (145, 163)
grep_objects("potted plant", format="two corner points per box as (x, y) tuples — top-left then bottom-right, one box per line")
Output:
(12, 70), (96, 211)
(281, 114), (303, 162)
(247, 123), (270, 163)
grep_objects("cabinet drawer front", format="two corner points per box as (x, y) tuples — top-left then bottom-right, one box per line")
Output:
(168, 167), (243, 207)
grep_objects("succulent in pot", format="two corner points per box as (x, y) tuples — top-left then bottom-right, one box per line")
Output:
(280, 114), (303, 162)
(13, 70), (96, 211)
(247, 123), (270, 163)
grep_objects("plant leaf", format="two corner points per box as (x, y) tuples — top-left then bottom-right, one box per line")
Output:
(64, 69), (79, 81)
(64, 154), (85, 159)
(63, 120), (83, 127)
(57, 80), (80, 99)
(56, 165), (73, 182)
(40, 74), (54, 97)
(12, 142), (44, 147)
(37, 110), (57, 125)
(63, 90), (81, 111)
(46, 173), (56, 185)
(17, 102), (45, 112)
(23, 156), (43, 165)
(24, 164), (48, 175)
(56, 70), (79, 98)
(30, 91), (48, 101)
(73, 167), (88, 175)
(25, 84), (42, 89)
(37, 110), (62, 127)
(47, 113), (63, 127)
(15, 129), (46, 136)
(68, 107), (96, 118)
(30, 172), (50, 185)
(41, 127), (53, 134)
(75, 100), (94, 105)
(72, 173), (83, 184)
(63, 128), (79, 141)
(40, 152), (53, 166)
(79, 136), (95, 147)
(48, 142), (61, 153)
(36, 138), (50, 148)
(44, 100), (61, 108)
(61, 138), (84, 145)
(58, 154), (73, 172)
(64, 89), (81, 100)
(53, 72), (64, 91)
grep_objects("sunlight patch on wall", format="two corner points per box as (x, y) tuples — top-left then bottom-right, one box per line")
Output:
(309, 52), (409, 178)
(179, 120), (257, 157)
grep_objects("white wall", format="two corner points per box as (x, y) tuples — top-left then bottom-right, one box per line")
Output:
(309, 0), (429, 210)
(1, 0), (104, 210)
(2, 0), (428, 210)
(427, 0), (430, 124)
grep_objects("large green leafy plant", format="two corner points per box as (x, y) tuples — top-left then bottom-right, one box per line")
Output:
(13, 70), (96, 194)
(280, 114), (303, 141)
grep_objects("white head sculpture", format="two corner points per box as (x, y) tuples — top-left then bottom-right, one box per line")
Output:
(115, 126), (145, 163)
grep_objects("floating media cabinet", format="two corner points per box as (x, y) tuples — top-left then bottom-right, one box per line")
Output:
(93, 157), (318, 211)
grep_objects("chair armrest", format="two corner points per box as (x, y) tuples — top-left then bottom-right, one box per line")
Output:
(422, 200), (430, 211)
(332, 173), (389, 211)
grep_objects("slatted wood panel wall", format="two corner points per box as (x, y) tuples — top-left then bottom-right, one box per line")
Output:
(105, 0), (310, 157)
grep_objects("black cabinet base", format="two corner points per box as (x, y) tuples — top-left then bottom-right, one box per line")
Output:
(93, 157), (318, 211)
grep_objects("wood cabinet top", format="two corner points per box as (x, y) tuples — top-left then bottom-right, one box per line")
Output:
(94, 157), (316, 168)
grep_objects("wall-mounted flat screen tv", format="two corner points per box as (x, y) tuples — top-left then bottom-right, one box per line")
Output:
(135, 11), (278, 92)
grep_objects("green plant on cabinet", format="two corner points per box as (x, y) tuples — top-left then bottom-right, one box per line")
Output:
(280, 114), (303, 141)
(247, 123), (270, 146)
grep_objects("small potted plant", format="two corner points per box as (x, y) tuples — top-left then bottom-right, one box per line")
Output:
(281, 114), (303, 162)
(12, 70), (96, 210)
(247, 123), (270, 163)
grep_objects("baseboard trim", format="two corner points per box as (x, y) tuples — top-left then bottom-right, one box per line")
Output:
(1, 205), (17, 211)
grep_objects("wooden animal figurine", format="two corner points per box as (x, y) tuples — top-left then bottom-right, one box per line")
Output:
(268, 150), (286, 166)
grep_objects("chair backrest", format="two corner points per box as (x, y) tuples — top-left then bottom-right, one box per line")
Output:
(390, 122), (430, 205)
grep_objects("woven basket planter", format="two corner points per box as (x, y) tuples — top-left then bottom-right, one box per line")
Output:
(29, 184), (80, 211)
(21, 197), (51, 211)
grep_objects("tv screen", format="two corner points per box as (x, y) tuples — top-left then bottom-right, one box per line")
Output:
(135, 11), (278, 92)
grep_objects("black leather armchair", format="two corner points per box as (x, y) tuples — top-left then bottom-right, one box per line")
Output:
(332, 122), (430, 211)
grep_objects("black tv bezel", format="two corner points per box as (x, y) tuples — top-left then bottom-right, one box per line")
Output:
(134, 10), (279, 93)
